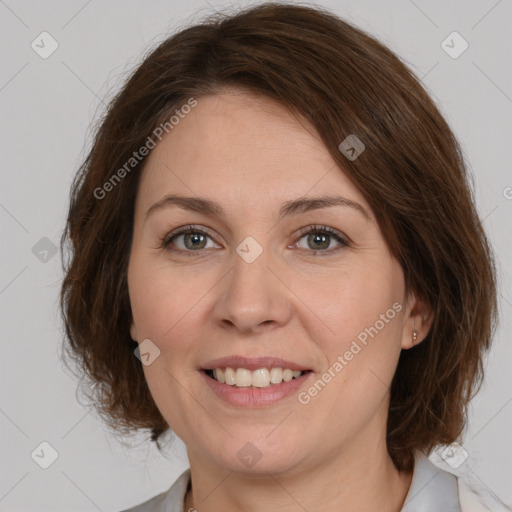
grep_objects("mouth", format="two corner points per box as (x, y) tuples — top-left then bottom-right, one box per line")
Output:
(201, 355), (312, 388)
(199, 358), (314, 409)
(203, 367), (312, 388)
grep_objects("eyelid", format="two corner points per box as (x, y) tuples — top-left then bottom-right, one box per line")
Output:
(161, 224), (220, 249)
(295, 224), (349, 243)
(293, 224), (350, 254)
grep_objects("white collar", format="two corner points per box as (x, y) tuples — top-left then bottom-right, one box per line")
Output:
(401, 449), (461, 511)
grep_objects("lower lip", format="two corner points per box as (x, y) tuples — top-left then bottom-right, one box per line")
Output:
(200, 370), (313, 407)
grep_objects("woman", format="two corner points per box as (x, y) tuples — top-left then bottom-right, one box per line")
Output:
(59, 3), (509, 511)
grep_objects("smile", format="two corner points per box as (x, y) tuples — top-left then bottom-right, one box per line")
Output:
(206, 367), (308, 388)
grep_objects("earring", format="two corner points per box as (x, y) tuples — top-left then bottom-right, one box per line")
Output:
(412, 330), (418, 342)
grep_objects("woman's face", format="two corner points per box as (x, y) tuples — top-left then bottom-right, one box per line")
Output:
(128, 90), (422, 476)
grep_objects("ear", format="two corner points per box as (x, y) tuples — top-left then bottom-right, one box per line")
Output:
(400, 290), (434, 350)
(130, 319), (138, 342)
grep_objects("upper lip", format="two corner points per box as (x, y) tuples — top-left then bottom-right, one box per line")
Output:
(201, 356), (311, 372)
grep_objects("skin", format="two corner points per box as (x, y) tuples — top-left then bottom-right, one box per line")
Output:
(127, 89), (433, 512)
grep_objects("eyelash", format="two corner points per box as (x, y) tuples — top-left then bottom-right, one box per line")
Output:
(159, 224), (350, 257)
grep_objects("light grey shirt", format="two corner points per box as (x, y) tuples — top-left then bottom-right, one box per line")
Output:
(120, 449), (500, 512)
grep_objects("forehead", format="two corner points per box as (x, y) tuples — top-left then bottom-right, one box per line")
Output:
(135, 91), (371, 219)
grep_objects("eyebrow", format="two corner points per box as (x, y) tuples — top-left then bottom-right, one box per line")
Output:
(145, 194), (372, 224)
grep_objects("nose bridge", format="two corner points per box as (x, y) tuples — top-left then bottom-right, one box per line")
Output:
(212, 235), (291, 332)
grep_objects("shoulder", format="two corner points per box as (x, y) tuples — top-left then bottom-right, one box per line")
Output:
(401, 448), (511, 512)
(427, 448), (512, 512)
(119, 468), (191, 512)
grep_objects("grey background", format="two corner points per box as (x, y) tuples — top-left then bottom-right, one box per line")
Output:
(0, 0), (511, 510)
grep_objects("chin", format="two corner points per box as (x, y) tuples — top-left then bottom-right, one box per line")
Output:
(205, 435), (307, 476)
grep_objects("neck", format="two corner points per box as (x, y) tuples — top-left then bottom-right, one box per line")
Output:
(183, 439), (413, 512)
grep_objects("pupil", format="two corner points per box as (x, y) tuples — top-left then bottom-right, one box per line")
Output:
(310, 233), (329, 250)
(186, 233), (206, 249)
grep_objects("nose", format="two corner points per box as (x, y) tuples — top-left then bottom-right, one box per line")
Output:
(211, 244), (292, 334)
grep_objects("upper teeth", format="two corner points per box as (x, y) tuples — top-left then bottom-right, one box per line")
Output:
(211, 367), (303, 388)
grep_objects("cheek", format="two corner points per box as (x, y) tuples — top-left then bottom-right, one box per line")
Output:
(128, 256), (221, 382)
(128, 259), (208, 428)
(293, 260), (404, 405)
(291, 257), (404, 351)
(129, 254), (199, 338)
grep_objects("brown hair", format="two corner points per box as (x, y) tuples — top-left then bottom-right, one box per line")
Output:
(60, 1), (498, 472)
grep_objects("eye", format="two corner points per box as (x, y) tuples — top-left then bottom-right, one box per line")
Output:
(160, 225), (219, 254)
(294, 225), (349, 255)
